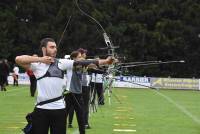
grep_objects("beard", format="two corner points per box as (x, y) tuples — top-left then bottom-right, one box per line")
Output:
(46, 51), (57, 58)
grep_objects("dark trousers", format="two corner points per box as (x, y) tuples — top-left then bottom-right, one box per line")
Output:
(0, 75), (3, 91)
(32, 108), (66, 134)
(96, 83), (104, 105)
(0, 75), (7, 91)
(82, 86), (90, 125)
(68, 106), (74, 125)
(5, 75), (8, 85)
(13, 75), (18, 86)
(90, 82), (96, 105)
(29, 75), (37, 97)
(65, 93), (85, 134)
(90, 82), (104, 105)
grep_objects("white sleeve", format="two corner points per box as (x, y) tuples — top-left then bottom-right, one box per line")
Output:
(87, 75), (91, 85)
(91, 73), (95, 82)
(58, 59), (74, 71)
(30, 63), (38, 72)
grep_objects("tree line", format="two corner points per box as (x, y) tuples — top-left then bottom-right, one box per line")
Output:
(0, 0), (200, 77)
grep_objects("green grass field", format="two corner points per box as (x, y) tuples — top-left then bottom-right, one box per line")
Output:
(0, 85), (200, 134)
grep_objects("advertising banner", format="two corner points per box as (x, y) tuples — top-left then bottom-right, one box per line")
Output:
(8, 73), (30, 85)
(7, 73), (200, 91)
(113, 76), (151, 88)
(151, 78), (199, 90)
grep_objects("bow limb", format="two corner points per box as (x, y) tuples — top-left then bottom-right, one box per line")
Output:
(57, 15), (72, 50)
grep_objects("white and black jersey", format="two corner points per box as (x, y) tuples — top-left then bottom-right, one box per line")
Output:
(31, 59), (74, 109)
(91, 73), (103, 83)
(31, 59), (99, 109)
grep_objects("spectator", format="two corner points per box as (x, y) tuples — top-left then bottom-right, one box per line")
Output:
(13, 64), (19, 86)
